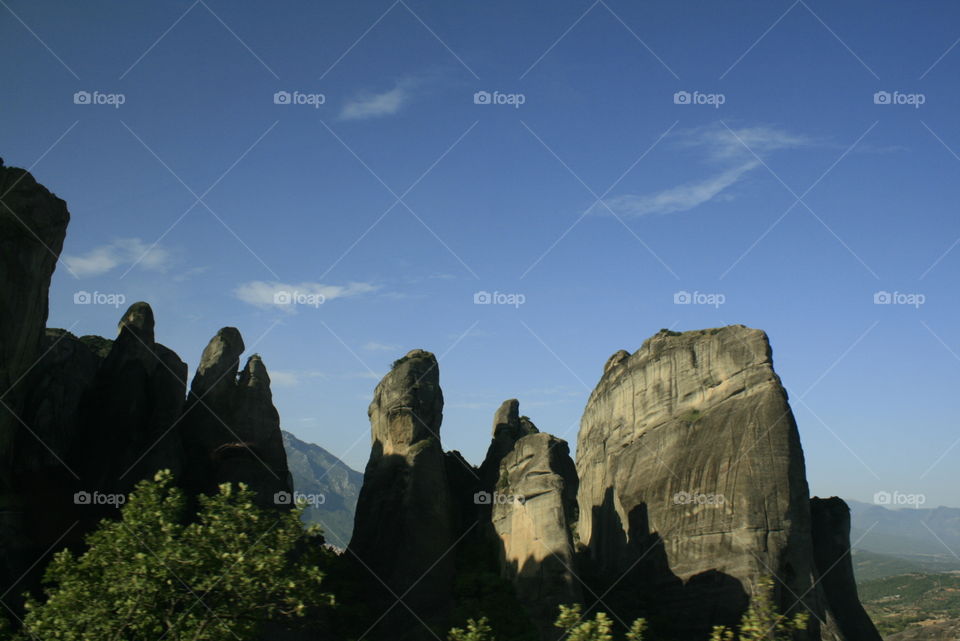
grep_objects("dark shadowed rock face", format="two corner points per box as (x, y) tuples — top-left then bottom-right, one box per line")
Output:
(182, 328), (291, 505)
(0, 165), (69, 486)
(490, 428), (580, 641)
(576, 326), (823, 639)
(75, 302), (189, 495)
(478, 398), (539, 491)
(349, 349), (454, 640)
(810, 497), (883, 641)
(0, 165), (70, 603)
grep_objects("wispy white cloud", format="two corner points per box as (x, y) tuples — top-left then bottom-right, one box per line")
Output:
(340, 79), (415, 120)
(234, 281), (378, 312)
(267, 369), (327, 387)
(603, 124), (813, 217)
(363, 341), (398, 352)
(604, 161), (759, 217)
(63, 238), (172, 277)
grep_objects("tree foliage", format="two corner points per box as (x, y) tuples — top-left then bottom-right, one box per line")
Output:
(18, 470), (333, 641)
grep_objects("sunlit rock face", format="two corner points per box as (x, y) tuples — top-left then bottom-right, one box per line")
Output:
(576, 326), (823, 639)
(349, 349), (455, 640)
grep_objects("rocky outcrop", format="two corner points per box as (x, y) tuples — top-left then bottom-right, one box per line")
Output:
(0, 163), (71, 607)
(576, 327), (821, 639)
(810, 497), (882, 641)
(490, 428), (580, 640)
(348, 349), (455, 639)
(478, 399), (538, 490)
(182, 328), (291, 505)
(0, 163), (69, 483)
(75, 302), (189, 495)
(0, 164), (293, 614)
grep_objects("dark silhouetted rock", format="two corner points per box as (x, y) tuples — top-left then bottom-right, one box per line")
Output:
(182, 328), (291, 505)
(0, 165), (70, 606)
(811, 497), (883, 641)
(0, 165), (69, 483)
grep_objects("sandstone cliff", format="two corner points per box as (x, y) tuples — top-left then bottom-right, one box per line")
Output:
(489, 426), (580, 640)
(348, 349), (455, 639)
(576, 327), (818, 638)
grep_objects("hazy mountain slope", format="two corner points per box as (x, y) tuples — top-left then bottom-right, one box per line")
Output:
(282, 430), (362, 547)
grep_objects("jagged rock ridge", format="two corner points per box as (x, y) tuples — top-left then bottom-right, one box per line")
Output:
(0, 164), (292, 614)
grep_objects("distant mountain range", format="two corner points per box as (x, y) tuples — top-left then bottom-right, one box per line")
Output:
(848, 499), (960, 572)
(282, 430), (363, 548)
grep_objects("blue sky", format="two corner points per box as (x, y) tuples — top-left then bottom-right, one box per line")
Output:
(3, 0), (960, 511)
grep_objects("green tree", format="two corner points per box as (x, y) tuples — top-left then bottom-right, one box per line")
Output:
(710, 576), (808, 641)
(19, 470), (333, 641)
(555, 604), (646, 641)
(448, 617), (495, 641)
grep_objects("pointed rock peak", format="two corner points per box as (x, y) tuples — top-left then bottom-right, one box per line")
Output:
(117, 301), (155, 343)
(369, 348), (443, 451)
(238, 353), (271, 390)
(492, 399), (519, 434)
(490, 399), (537, 440)
(192, 327), (245, 394)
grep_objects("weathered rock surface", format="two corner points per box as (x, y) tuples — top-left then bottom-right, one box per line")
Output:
(348, 349), (455, 639)
(810, 497), (883, 641)
(576, 327), (821, 639)
(490, 427), (580, 640)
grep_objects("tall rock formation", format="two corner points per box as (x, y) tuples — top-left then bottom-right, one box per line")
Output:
(0, 164), (293, 615)
(182, 327), (291, 505)
(488, 423), (580, 640)
(75, 302), (189, 495)
(810, 497), (883, 641)
(576, 327), (820, 639)
(477, 399), (538, 490)
(0, 163), (71, 605)
(348, 349), (455, 639)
